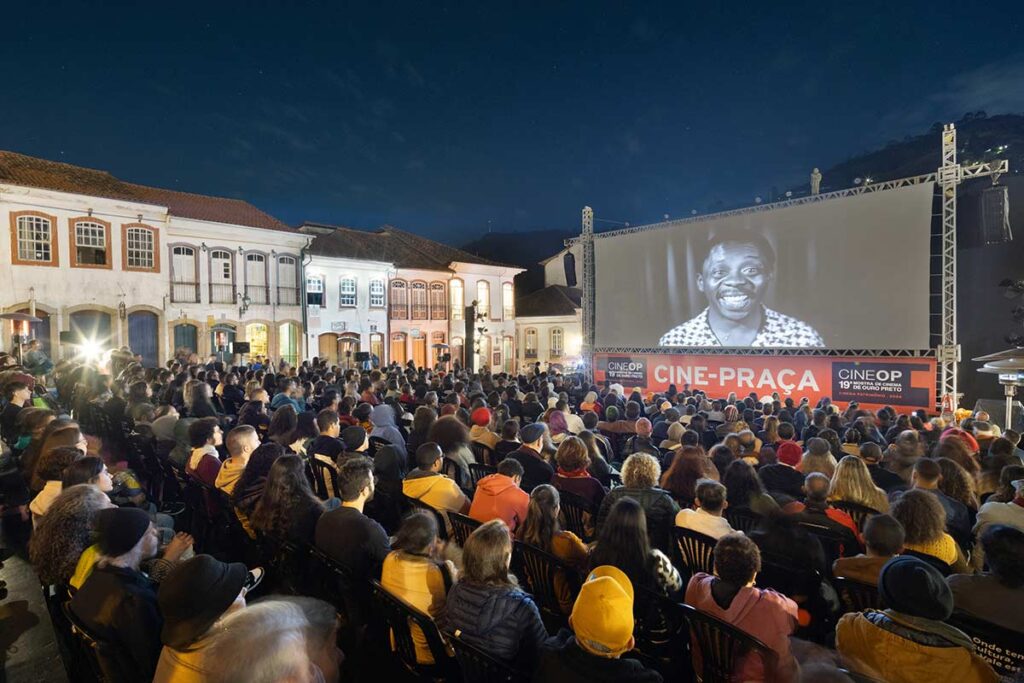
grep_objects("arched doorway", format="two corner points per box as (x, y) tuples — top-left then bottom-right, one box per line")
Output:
(390, 333), (407, 365)
(318, 333), (339, 366)
(70, 310), (113, 347)
(210, 324), (236, 364)
(451, 337), (464, 368)
(369, 333), (384, 367)
(173, 323), (198, 356)
(17, 307), (51, 358)
(128, 311), (159, 367)
(246, 323), (269, 359)
(279, 322), (299, 366)
(502, 336), (514, 374)
(338, 333), (361, 369)
(411, 333), (427, 370)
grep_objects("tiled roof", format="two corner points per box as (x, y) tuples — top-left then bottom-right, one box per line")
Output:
(306, 223), (519, 270)
(0, 150), (293, 232)
(515, 285), (582, 317)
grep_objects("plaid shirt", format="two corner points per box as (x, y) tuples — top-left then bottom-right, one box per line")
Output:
(659, 306), (824, 348)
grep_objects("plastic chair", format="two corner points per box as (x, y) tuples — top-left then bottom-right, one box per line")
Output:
(405, 495), (450, 541)
(448, 511), (481, 547)
(832, 576), (882, 614)
(470, 442), (495, 467)
(440, 457), (466, 488)
(632, 586), (693, 680)
(798, 520), (858, 574)
(61, 601), (126, 682)
(467, 462), (497, 488)
(511, 540), (582, 629)
(309, 456), (340, 500)
(446, 629), (531, 683)
(830, 500), (880, 532)
(682, 603), (777, 683)
(369, 580), (455, 680)
(946, 611), (1024, 680)
(675, 527), (718, 576)
(723, 508), (761, 534)
(557, 489), (597, 542)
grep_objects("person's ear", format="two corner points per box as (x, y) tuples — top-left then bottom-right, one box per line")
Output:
(696, 273), (705, 294)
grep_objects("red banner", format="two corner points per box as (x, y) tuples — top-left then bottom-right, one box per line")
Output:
(593, 353), (937, 412)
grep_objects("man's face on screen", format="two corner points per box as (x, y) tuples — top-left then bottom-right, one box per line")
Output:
(697, 241), (772, 321)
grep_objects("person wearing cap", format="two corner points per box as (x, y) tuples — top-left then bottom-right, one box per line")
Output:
(857, 441), (906, 493)
(622, 418), (661, 460)
(403, 443), (470, 532)
(836, 556), (999, 683)
(535, 565), (662, 682)
(70, 507), (164, 682)
(469, 406), (499, 450)
(756, 439), (806, 501)
(686, 534), (799, 683)
(153, 554), (254, 683)
(882, 429), (925, 484)
(510, 422), (555, 493)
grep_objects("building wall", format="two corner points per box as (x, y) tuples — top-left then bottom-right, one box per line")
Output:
(449, 262), (520, 373)
(515, 312), (582, 372)
(304, 255), (392, 368)
(1, 183), (308, 365)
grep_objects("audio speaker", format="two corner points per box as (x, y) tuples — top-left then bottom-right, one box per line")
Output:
(231, 341), (251, 354)
(59, 331), (78, 344)
(354, 351), (370, 362)
(981, 185), (1012, 244)
(563, 251), (577, 287)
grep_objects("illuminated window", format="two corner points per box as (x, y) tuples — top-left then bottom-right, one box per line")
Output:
(411, 281), (428, 320)
(525, 328), (538, 359)
(369, 279), (385, 307)
(339, 277), (357, 307)
(306, 276), (324, 307)
(476, 280), (490, 317)
(430, 282), (447, 319)
(16, 214), (54, 263)
(502, 282), (514, 320)
(550, 328), (564, 358)
(450, 278), (464, 320)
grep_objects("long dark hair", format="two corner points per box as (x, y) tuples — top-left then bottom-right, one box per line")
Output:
(518, 485), (561, 551)
(722, 459), (766, 508)
(589, 497), (654, 589)
(232, 442), (285, 509)
(251, 454), (324, 537)
(660, 446), (706, 501)
(268, 405), (298, 446)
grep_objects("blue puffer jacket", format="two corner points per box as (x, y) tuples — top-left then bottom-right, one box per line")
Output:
(439, 580), (549, 668)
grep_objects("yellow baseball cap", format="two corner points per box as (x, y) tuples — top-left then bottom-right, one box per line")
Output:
(570, 565), (635, 657)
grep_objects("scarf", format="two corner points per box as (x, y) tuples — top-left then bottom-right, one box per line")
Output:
(884, 610), (976, 651)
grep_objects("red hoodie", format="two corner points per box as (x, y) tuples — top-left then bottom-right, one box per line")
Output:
(468, 473), (530, 533)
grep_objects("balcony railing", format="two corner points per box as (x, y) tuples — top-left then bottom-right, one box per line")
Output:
(171, 281), (200, 303)
(277, 286), (299, 306)
(525, 349), (538, 359)
(246, 285), (269, 305)
(411, 305), (428, 320)
(390, 304), (408, 320)
(210, 283), (236, 304)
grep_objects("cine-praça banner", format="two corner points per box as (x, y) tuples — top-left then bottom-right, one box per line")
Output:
(593, 353), (937, 412)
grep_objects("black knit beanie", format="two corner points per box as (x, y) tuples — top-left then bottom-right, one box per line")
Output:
(877, 555), (954, 621)
(95, 507), (151, 557)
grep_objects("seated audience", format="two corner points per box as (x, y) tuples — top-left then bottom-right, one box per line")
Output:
(550, 436), (606, 509)
(29, 484), (113, 586)
(61, 455), (114, 492)
(315, 457), (390, 583)
(440, 519), (549, 669)
(469, 406), (499, 450)
(535, 566), (662, 683)
(800, 437), (838, 478)
(427, 415), (477, 485)
(492, 419), (521, 459)
(722, 459), (779, 517)
(882, 430), (924, 483)
(676, 478), (736, 541)
(597, 452), (679, 553)
(858, 441), (906, 493)
(468, 457), (530, 532)
(902, 458), (972, 550)
(757, 440), (806, 501)
(231, 442), (286, 534)
(517, 484), (589, 613)
(590, 497), (682, 596)
(186, 417), (223, 487)
(252, 454), (327, 545)
(380, 510), (457, 665)
(685, 534), (799, 682)
(833, 513), (905, 585)
(890, 489), (968, 575)
(29, 445), (84, 524)
(659, 445), (712, 507)
(836, 556), (998, 683)
(828, 454), (889, 513)
(788, 472), (863, 552)
(370, 403), (407, 461)
(947, 524), (1024, 632)
(403, 442), (471, 522)
(215, 425), (260, 495)
(974, 476), (1024, 536)
(509, 422), (555, 492)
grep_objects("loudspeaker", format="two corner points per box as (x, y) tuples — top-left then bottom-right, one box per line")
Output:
(59, 331), (78, 344)
(231, 341), (251, 354)
(981, 185), (1012, 244)
(563, 251), (577, 287)
(354, 351), (370, 362)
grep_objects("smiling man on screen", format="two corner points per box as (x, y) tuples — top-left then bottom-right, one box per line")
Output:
(659, 230), (824, 348)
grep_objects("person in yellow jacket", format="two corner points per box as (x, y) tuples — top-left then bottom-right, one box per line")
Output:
(402, 442), (470, 535)
(837, 556), (998, 683)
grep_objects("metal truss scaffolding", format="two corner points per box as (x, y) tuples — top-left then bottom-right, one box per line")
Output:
(573, 123), (1008, 407)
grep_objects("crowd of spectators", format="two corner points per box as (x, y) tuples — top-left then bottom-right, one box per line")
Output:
(1, 347), (1022, 682)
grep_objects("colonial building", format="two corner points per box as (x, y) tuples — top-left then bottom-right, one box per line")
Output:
(0, 151), (309, 365)
(515, 246), (583, 371)
(301, 223), (523, 371)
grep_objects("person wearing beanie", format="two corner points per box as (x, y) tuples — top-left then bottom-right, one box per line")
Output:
(338, 425), (369, 464)
(70, 507), (164, 682)
(621, 417), (661, 460)
(837, 556), (998, 683)
(153, 555), (253, 683)
(510, 422), (555, 493)
(756, 440), (807, 501)
(535, 566), (662, 683)
(469, 406), (499, 451)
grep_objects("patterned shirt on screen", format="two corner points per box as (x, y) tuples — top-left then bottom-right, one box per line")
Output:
(659, 306), (824, 348)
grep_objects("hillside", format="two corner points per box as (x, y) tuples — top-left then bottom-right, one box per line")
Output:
(461, 228), (576, 295)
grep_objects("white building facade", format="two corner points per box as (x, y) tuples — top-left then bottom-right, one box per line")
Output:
(515, 247), (583, 372)
(0, 151), (309, 366)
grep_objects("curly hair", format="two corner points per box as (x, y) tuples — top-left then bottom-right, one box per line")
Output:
(891, 489), (946, 545)
(251, 455), (325, 538)
(622, 452), (661, 489)
(936, 457), (980, 510)
(427, 415), (470, 454)
(933, 437), (979, 476)
(29, 484), (111, 585)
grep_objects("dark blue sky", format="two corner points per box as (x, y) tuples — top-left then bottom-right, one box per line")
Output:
(3, 1), (1023, 243)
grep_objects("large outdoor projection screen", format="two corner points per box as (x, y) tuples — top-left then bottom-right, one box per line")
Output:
(594, 183), (934, 349)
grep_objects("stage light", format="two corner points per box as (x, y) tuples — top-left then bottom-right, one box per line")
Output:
(79, 338), (106, 364)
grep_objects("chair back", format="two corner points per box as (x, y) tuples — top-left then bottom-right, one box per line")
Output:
(798, 521), (853, 574)
(470, 442), (495, 467)
(632, 586), (692, 679)
(404, 495), (449, 541)
(309, 456), (340, 500)
(832, 576), (882, 614)
(448, 511), (481, 547)
(830, 500), (879, 532)
(61, 602), (125, 682)
(367, 435), (392, 458)
(446, 630), (530, 683)
(557, 489), (596, 542)
(255, 533), (309, 595)
(723, 508), (761, 534)
(682, 603), (777, 683)
(675, 527), (717, 576)
(608, 471), (622, 488)
(511, 540), (582, 628)
(946, 611), (1024, 680)
(440, 457), (465, 488)
(369, 580), (453, 678)
(467, 462), (497, 488)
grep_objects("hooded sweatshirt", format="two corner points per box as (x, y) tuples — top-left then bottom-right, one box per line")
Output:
(214, 456), (248, 494)
(685, 573), (799, 683)
(370, 404), (408, 460)
(468, 473), (530, 533)
(403, 469), (469, 532)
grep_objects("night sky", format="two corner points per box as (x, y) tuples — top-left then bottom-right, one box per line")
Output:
(3, 1), (1023, 243)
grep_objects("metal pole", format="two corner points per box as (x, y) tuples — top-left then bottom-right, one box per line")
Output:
(580, 206), (595, 384)
(938, 123), (960, 409)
